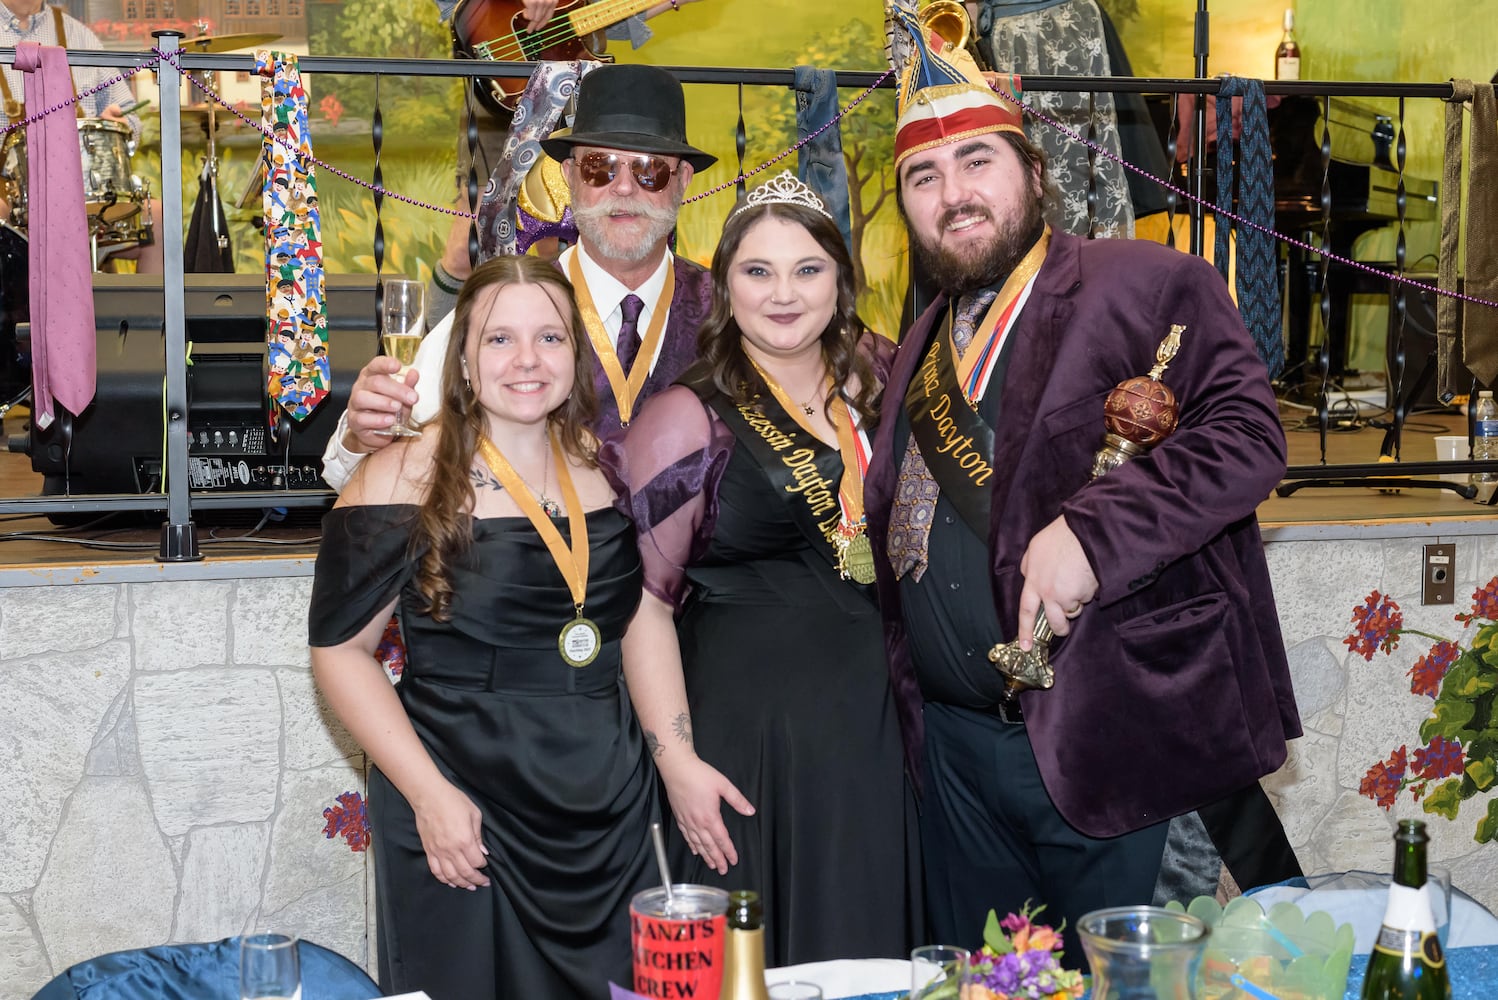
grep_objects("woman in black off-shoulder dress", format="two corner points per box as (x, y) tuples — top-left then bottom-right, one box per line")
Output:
(309, 257), (657, 1000)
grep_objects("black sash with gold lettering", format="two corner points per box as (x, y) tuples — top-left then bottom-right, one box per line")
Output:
(682, 366), (846, 574)
(904, 311), (999, 540)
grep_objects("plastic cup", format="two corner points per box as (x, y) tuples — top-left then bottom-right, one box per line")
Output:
(630, 884), (730, 999)
(1434, 435), (1468, 483)
(911, 945), (972, 1000)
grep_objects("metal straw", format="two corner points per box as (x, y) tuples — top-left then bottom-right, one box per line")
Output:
(650, 822), (675, 906)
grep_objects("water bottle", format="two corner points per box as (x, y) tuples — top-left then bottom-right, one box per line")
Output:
(1473, 390), (1498, 495)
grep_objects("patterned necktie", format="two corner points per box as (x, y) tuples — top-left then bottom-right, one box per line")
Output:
(16, 42), (95, 431)
(257, 49), (326, 422)
(616, 294), (645, 376)
(887, 290), (997, 581)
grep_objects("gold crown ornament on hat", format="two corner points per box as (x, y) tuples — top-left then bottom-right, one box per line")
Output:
(889, 3), (1025, 170)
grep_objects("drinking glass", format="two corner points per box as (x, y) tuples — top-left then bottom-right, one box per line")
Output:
(1078, 906), (1207, 1000)
(767, 983), (824, 1000)
(380, 278), (426, 437)
(240, 932), (301, 1000)
(911, 944), (971, 1000)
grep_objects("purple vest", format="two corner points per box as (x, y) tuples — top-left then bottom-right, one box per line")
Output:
(588, 255), (712, 445)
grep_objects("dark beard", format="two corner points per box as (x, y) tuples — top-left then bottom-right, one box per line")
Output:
(910, 197), (1046, 297)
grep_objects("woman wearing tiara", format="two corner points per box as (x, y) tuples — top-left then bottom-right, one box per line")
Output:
(605, 172), (919, 965)
(309, 256), (657, 999)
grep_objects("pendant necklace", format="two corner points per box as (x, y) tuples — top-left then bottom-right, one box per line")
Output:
(510, 440), (561, 517)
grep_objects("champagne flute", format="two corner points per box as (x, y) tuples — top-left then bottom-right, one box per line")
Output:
(240, 933), (301, 1000)
(380, 278), (426, 437)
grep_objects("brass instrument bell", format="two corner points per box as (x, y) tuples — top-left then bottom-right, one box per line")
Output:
(918, 0), (972, 52)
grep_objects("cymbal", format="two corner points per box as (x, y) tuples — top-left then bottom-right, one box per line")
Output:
(180, 32), (281, 53)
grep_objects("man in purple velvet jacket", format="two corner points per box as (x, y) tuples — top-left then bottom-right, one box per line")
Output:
(321, 64), (714, 488)
(864, 19), (1302, 960)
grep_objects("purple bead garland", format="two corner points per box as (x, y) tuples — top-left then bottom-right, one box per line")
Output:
(8, 47), (1492, 313)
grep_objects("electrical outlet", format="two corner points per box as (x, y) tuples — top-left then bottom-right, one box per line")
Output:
(1423, 543), (1456, 606)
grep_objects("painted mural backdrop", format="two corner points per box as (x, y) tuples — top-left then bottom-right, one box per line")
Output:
(113, 0), (1497, 347)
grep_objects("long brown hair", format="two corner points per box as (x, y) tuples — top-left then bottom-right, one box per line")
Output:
(412, 255), (599, 621)
(697, 201), (881, 426)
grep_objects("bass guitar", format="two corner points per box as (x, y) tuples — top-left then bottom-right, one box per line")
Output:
(451, 0), (660, 118)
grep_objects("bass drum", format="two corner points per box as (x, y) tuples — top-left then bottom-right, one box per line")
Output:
(0, 223), (28, 401)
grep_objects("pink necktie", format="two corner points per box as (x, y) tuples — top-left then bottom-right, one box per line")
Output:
(16, 41), (95, 429)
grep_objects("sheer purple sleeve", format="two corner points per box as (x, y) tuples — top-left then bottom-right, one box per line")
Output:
(598, 385), (736, 611)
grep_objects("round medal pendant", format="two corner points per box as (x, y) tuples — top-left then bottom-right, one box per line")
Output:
(837, 532), (877, 585)
(559, 616), (602, 667)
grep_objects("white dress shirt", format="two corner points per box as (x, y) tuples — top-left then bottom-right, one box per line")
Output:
(320, 245), (675, 492)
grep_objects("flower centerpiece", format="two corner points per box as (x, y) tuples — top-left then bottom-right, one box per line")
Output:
(1346, 575), (1498, 843)
(962, 904), (1085, 1000)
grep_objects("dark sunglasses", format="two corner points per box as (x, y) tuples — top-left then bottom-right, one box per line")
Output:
(575, 151), (679, 192)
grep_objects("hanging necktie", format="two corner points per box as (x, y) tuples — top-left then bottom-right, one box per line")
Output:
(15, 42), (95, 430)
(477, 60), (592, 259)
(616, 294), (645, 376)
(1214, 76), (1283, 381)
(887, 290), (997, 581)
(257, 49), (326, 422)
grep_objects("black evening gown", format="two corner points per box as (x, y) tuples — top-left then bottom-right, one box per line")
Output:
(670, 441), (920, 967)
(310, 505), (659, 1000)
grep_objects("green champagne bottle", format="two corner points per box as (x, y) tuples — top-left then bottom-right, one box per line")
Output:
(1361, 820), (1452, 1000)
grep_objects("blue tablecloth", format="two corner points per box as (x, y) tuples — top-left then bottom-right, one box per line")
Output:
(839, 945), (1498, 1000)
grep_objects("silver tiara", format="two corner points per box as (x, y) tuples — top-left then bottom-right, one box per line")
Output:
(731, 170), (832, 220)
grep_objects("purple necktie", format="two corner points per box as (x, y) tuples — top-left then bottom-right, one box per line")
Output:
(17, 42), (95, 430)
(616, 294), (645, 376)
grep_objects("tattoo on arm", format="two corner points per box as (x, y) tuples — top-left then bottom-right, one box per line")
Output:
(644, 729), (664, 759)
(671, 713), (692, 747)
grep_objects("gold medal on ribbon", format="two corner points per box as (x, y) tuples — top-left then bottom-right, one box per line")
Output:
(559, 616), (602, 667)
(835, 529), (877, 584)
(476, 432), (599, 668)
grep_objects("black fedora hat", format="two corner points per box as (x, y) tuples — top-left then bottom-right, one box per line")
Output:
(540, 64), (717, 172)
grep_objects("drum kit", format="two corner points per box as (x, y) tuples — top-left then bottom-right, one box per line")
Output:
(0, 29), (278, 255)
(0, 29), (278, 404)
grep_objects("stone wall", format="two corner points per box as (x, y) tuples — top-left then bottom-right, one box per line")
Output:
(0, 574), (371, 1000)
(1, 524), (1496, 999)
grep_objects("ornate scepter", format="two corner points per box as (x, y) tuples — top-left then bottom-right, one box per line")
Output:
(988, 325), (1186, 694)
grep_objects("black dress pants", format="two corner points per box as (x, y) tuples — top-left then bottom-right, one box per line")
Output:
(919, 703), (1170, 969)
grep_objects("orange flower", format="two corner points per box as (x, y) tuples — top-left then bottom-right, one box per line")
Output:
(1026, 925), (1062, 952)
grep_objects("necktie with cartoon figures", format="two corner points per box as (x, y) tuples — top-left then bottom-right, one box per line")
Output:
(257, 50), (327, 421)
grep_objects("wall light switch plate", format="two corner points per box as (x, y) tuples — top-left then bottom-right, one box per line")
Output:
(1423, 543), (1456, 606)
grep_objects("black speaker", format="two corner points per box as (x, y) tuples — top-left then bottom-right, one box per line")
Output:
(27, 273), (378, 500)
(1385, 275), (1471, 411)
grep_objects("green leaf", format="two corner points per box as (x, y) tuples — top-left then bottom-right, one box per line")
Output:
(1476, 799), (1498, 844)
(983, 909), (1012, 955)
(1420, 696), (1478, 743)
(1467, 756), (1497, 792)
(1421, 778), (1466, 820)
(1440, 657), (1498, 699)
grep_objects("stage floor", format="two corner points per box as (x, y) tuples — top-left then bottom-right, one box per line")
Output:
(0, 398), (1492, 572)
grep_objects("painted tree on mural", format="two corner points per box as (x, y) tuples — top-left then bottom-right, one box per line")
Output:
(741, 18), (897, 296)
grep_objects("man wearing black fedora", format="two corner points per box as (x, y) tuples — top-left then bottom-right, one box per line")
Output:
(321, 62), (717, 485)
